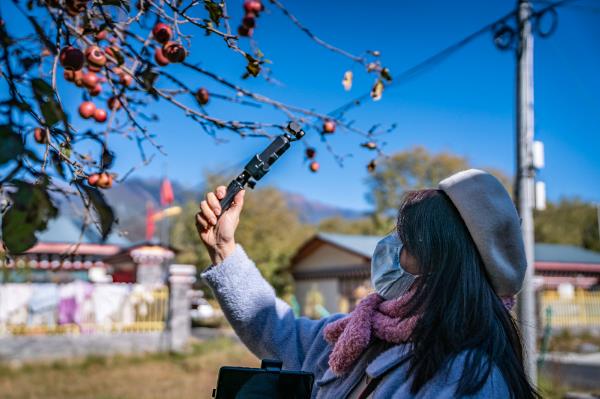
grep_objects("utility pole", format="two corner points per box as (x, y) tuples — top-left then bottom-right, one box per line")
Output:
(597, 204), (600, 243)
(515, 0), (538, 384)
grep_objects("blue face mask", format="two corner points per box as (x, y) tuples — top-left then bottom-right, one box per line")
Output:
(371, 233), (417, 300)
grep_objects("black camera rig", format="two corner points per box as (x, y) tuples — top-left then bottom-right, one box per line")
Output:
(218, 121), (305, 212)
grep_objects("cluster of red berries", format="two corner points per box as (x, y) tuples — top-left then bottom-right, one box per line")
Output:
(45, 1), (130, 189)
(111, 65), (134, 87)
(78, 101), (108, 123)
(152, 23), (187, 66)
(76, 95), (122, 122)
(238, 0), (264, 37)
(63, 67), (105, 97)
(87, 172), (113, 189)
(303, 120), (338, 173)
(303, 147), (319, 172)
(60, 40), (131, 123)
(60, 41), (132, 78)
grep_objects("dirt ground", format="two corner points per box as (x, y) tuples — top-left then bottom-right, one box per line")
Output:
(0, 338), (258, 399)
(0, 336), (584, 399)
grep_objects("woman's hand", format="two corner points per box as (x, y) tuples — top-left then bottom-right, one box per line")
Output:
(196, 186), (245, 265)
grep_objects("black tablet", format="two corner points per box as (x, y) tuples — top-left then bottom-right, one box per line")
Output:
(213, 360), (313, 399)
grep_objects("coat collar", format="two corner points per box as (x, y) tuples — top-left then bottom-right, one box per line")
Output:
(365, 343), (413, 378)
(317, 343), (414, 387)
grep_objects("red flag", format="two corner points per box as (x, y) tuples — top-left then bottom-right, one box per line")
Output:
(146, 202), (155, 241)
(160, 178), (174, 206)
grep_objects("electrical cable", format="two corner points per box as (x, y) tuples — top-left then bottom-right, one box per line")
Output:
(328, 0), (583, 119)
(327, 9), (516, 118)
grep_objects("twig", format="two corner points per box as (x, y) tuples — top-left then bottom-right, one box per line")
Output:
(268, 0), (368, 66)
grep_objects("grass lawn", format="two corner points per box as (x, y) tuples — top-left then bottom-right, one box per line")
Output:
(0, 338), (258, 399)
(0, 337), (588, 399)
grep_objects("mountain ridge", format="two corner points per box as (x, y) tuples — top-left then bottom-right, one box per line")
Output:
(94, 177), (366, 242)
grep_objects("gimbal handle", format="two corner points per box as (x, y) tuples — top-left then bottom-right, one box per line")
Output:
(219, 178), (246, 212)
(218, 122), (304, 213)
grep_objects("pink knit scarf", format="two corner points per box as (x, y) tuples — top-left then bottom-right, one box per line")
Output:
(323, 292), (517, 376)
(323, 291), (419, 375)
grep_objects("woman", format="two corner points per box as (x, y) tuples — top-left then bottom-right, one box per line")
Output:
(196, 169), (539, 398)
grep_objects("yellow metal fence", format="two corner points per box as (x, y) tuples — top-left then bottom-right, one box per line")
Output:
(540, 290), (600, 328)
(3, 286), (169, 336)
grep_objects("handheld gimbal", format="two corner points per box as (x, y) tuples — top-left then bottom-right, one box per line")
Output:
(218, 121), (305, 212)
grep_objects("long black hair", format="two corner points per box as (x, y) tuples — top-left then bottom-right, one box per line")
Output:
(396, 189), (539, 398)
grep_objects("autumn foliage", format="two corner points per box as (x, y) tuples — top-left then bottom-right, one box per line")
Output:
(0, 0), (393, 254)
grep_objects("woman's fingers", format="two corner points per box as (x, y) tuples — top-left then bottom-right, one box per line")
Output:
(216, 186), (227, 200)
(197, 186), (228, 232)
(228, 190), (245, 218)
(200, 200), (217, 225)
(207, 191), (221, 216)
(195, 212), (209, 231)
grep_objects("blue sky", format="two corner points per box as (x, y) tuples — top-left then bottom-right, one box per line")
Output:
(2, 1), (599, 210)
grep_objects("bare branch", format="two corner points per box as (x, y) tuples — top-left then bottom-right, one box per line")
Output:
(268, 0), (368, 66)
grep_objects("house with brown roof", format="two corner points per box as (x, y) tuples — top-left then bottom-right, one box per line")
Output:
(290, 233), (600, 316)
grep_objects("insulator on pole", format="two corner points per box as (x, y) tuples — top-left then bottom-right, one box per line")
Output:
(533, 140), (545, 169)
(535, 181), (547, 211)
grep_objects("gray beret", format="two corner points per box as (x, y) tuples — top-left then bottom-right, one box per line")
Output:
(438, 169), (527, 296)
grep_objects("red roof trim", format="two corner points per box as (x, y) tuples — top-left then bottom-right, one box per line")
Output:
(535, 261), (600, 273)
(26, 242), (121, 256)
(540, 275), (598, 289)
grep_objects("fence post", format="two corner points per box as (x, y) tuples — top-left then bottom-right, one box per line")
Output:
(131, 246), (175, 285)
(168, 264), (196, 352)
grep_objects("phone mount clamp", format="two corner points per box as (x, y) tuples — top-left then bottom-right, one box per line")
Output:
(218, 121), (305, 212)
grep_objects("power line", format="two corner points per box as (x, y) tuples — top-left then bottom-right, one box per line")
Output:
(328, 10), (516, 117)
(329, 0), (580, 119)
(533, 0), (600, 14)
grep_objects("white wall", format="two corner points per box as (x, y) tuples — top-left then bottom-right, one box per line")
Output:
(295, 279), (339, 316)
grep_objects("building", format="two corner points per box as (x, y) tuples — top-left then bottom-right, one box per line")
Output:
(105, 243), (176, 284)
(290, 233), (600, 315)
(534, 243), (600, 290)
(1, 215), (174, 285)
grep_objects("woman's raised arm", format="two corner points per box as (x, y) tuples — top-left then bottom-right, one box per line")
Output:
(196, 186), (340, 370)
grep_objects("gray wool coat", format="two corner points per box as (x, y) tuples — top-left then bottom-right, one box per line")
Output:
(201, 245), (511, 398)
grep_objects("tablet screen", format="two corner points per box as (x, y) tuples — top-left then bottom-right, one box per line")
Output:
(215, 366), (313, 399)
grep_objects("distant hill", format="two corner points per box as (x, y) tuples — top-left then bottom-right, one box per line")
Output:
(283, 191), (365, 223)
(100, 178), (199, 241)
(104, 177), (199, 215)
(58, 178), (366, 242)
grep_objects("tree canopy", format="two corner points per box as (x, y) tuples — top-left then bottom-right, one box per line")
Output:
(360, 146), (511, 232)
(535, 199), (600, 252)
(0, 0), (393, 255)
